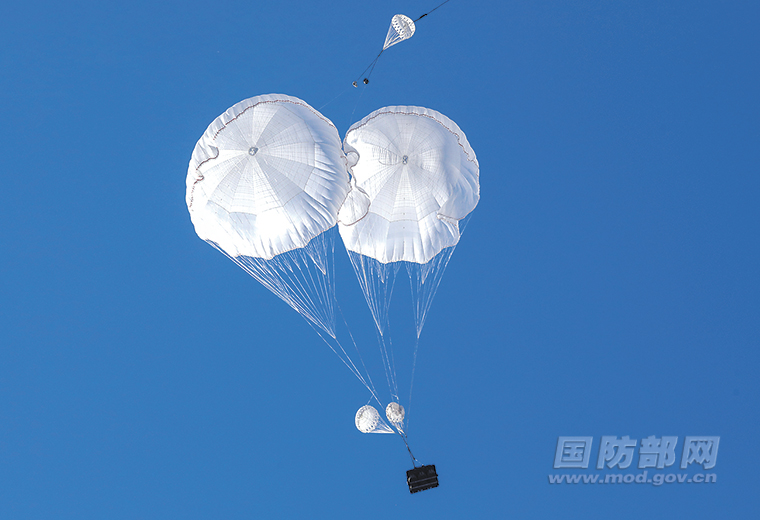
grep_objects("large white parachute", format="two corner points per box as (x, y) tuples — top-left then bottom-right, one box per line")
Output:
(339, 106), (479, 265)
(186, 94), (349, 337)
(187, 94), (348, 260)
(338, 105), (479, 421)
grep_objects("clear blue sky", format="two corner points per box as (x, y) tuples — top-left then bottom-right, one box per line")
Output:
(1, 1), (758, 518)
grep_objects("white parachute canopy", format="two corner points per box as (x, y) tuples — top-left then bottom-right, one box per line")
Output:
(383, 14), (416, 50)
(338, 105), (479, 420)
(339, 106), (479, 266)
(355, 405), (393, 434)
(385, 402), (405, 429)
(186, 94), (349, 336)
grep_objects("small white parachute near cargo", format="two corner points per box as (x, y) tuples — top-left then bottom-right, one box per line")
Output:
(385, 402), (406, 431)
(355, 405), (393, 434)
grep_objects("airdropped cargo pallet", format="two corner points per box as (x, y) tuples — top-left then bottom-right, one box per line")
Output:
(407, 465), (439, 493)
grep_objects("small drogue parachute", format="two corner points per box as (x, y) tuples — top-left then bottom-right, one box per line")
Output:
(354, 1), (454, 86)
(384, 14), (416, 50)
(386, 402), (406, 431)
(355, 405), (393, 434)
(353, 13), (416, 86)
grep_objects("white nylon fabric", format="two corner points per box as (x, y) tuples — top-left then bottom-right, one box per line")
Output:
(339, 106), (480, 264)
(339, 107), (480, 432)
(185, 94), (392, 415)
(186, 94), (349, 260)
(385, 402), (405, 427)
(355, 405), (393, 434)
(383, 14), (416, 50)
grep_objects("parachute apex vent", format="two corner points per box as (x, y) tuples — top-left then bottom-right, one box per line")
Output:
(407, 464), (439, 493)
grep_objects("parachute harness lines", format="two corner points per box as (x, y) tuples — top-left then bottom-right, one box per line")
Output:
(340, 106), (479, 436)
(352, 0), (454, 87)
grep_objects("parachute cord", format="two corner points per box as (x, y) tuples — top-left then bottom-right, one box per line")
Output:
(353, 50), (384, 87)
(406, 335), (421, 435)
(317, 84), (352, 111)
(398, 431), (420, 467)
(348, 82), (367, 129)
(384, 322), (400, 402)
(414, 0), (453, 22)
(375, 328), (399, 405)
(363, 55), (382, 83)
(336, 301), (380, 402)
(309, 321), (384, 407)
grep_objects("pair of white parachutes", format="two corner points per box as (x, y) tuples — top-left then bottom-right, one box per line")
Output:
(186, 94), (479, 434)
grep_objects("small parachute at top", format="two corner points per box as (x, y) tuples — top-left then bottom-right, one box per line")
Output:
(383, 14), (416, 50)
(353, 1), (454, 86)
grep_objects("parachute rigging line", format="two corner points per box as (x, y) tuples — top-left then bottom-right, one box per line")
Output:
(317, 83), (352, 111)
(352, 0), (455, 87)
(413, 0), (453, 22)
(400, 432), (420, 466)
(336, 300), (382, 404)
(309, 318), (384, 408)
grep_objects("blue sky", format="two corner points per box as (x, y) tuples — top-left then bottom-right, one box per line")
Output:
(1, 0), (758, 518)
